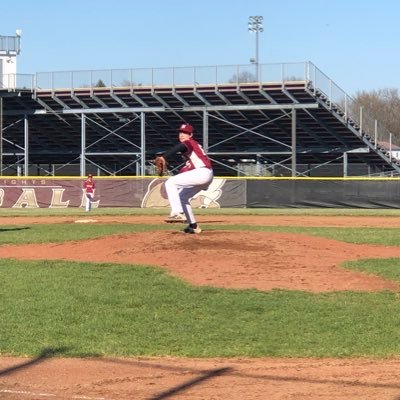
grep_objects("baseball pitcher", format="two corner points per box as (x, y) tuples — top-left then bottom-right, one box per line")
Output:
(154, 123), (213, 234)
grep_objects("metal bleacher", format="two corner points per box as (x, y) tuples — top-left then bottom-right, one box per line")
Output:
(0, 61), (398, 177)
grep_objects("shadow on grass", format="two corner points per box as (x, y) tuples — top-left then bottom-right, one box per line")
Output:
(0, 227), (30, 232)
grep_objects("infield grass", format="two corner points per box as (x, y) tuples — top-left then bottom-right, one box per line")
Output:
(1, 223), (400, 246)
(1, 259), (400, 358)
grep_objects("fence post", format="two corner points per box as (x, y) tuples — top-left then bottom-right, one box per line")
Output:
(313, 65), (316, 95)
(305, 62), (309, 83)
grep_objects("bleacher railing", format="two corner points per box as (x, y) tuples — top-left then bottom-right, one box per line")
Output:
(32, 62), (306, 90)
(307, 62), (395, 158)
(0, 61), (396, 156)
(0, 73), (35, 91)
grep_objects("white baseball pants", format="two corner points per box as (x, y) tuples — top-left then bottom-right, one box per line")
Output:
(85, 193), (94, 212)
(165, 168), (213, 224)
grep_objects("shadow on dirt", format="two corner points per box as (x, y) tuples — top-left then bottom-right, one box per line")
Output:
(0, 347), (68, 377)
(148, 367), (232, 399)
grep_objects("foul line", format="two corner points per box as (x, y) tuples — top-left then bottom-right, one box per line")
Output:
(0, 389), (109, 400)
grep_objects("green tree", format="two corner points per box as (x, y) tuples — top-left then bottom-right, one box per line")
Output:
(94, 79), (106, 88)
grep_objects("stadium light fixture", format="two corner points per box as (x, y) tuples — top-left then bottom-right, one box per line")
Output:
(248, 16), (263, 81)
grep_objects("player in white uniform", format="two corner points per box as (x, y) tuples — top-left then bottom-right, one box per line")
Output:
(162, 123), (214, 234)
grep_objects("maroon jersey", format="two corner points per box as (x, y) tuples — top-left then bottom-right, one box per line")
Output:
(180, 138), (212, 173)
(83, 178), (95, 194)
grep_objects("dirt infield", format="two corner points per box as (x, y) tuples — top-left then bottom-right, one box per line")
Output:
(2, 214), (400, 399)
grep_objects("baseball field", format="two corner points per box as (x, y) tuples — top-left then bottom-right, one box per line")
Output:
(1, 207), (400, 399)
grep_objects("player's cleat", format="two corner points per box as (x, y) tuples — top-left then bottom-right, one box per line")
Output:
(182, 225), (202, 234)
(165, 213), (187, 223)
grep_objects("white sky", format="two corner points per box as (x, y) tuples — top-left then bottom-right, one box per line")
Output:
(2, 0), (400, 95)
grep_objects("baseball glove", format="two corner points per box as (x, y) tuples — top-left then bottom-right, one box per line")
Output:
(154, 156), (167, 177)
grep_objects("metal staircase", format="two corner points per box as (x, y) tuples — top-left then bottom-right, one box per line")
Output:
(307, 82), (400, 174)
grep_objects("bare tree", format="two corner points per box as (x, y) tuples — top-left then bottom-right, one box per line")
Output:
(121, 79), (142, 87)
(353, 88), (400, 142)
(228, 71), (256, 83)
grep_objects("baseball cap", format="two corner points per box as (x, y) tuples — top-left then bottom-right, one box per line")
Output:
(178, 123), (194, 134)
(88, 174), (93, 177)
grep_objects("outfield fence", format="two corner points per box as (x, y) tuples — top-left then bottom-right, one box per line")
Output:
(0, 177), (399, 209)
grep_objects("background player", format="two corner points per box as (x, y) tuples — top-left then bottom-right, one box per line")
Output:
(161, 123), (214, 234)
(83, 174), (96, 212)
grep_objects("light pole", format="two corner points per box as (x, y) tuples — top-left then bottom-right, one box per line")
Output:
(248, 16), (263, 81)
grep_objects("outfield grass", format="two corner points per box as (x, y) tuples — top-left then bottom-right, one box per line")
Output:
(1, 209), (400, 358)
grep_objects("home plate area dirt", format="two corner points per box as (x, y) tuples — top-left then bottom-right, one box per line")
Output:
(2, 214), (400, 399)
